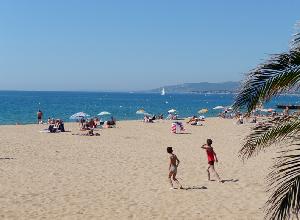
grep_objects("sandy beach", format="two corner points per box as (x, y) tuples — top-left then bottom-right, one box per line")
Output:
(0, 118), (274, 219)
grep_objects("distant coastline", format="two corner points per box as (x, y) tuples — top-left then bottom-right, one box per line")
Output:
(143, 81), (240, 94)
(142, 81), (300, 95)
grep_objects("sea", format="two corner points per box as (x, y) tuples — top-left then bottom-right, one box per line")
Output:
(0, 91), (298, 125)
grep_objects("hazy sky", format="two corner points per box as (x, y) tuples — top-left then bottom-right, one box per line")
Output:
(0, 0), (299, 91)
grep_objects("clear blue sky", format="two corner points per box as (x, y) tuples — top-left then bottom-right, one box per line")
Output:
(0, 0), (299, 91)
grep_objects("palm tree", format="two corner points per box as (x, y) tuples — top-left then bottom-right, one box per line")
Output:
(233, 23), (300, 220)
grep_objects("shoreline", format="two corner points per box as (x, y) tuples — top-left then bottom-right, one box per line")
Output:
(0, 117), (216, 126)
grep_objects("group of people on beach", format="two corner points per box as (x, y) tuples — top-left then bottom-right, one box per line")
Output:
(143, 114), (164, 123)
(47, 118), (65, 133)
(167, 138), (222, 190)
(186, 116), (205, 126)
(79, 117), (116, 129)
(37, 109), (117, 133)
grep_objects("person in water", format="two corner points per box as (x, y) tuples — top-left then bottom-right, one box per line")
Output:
(167, 147), (183, 189)
(201, 139), (222, 182)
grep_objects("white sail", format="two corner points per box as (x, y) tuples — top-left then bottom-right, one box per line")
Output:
(161, 88), (165, 96)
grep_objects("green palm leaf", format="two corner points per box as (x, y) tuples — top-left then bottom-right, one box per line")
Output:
(234, 22), (300, 220)
(233, 24), (300, 113)
(233, 53), (300, 112)
(265, 147), (300, 220)
(240, 116), (300, 160)
(291, 22), (300, 48)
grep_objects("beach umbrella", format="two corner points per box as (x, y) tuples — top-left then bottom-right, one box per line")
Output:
(198, 108), (208, 114)
(136, 109), (145, 114)
(168, 109), (176, 113)
(98, 111), (111, 116)
(213, 106), (225, 110)
(226, 106), (233, 111)
(70, 112), (89, 119)
(144, 112), (152, 117)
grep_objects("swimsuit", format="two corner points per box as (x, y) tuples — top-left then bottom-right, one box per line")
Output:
(170, 164), (177, 173)
(208, 161), (214, 165)
(206, 148), (215, 165)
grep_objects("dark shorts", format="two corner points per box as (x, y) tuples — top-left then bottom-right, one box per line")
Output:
(38, 116), (42, 120)
(208, 161), (214, 165)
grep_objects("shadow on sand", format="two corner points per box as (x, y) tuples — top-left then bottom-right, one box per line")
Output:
(221, 179), (239, 183)
(207, 179), (239, 183)
(183, 186), (208, 190)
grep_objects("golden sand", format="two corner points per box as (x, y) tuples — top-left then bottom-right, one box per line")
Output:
(0, 118), (273, 219)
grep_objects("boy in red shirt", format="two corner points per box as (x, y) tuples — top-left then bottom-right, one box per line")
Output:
(201, 139), (222, 182)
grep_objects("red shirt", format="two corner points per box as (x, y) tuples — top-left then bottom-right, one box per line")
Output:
(206, 148), (215, 162)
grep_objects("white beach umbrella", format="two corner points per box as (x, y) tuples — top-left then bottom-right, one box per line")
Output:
(98, 111), (111, 116)
(226, 106), (233, 111)
(213, 106), (225, 110)
(70, 112), (89, 119)
(144, 112), (152, 117)
(136, 109), (145, 114)
(168, 109), (176, 113)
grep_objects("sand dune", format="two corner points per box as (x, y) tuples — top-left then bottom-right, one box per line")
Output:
(0, 118), (275, 219)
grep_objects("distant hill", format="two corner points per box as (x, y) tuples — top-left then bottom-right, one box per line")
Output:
(146, 81), (240, 94)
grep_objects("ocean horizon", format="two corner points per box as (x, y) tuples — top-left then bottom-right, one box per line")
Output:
(0, 91), (297, 125)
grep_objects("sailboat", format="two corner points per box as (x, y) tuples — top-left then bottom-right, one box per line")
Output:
(161, 88), (165, 96)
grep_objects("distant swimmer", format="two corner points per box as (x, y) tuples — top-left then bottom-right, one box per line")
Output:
(37, 109), (43, 124)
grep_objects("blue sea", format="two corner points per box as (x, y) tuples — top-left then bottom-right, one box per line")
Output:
(0, 91), (298, 125)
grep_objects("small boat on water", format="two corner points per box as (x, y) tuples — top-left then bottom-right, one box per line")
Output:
(277, 104), (300, 109)
(161, 88), (165, 96)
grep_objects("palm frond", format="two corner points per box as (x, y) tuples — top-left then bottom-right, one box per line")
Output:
(265, 147), (300, 220)
(292, 33), (300, 49)
(239, 116), (300, 160)
(234, 22), (300, 220)
(233, 53), (300, 112)
(234, 23), (300, 113)
(291, 22), (300, 49)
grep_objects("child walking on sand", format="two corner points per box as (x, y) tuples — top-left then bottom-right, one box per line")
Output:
(201, 139), (223, 182)
(167, 147), (183, 189)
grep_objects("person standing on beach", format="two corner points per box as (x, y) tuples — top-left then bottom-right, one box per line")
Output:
(167, 147), (183, 189)
(201, 139), (222, 182)
(37, 109), (43, 124)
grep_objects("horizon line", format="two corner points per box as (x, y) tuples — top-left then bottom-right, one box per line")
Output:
(0, 81), (241, 93)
